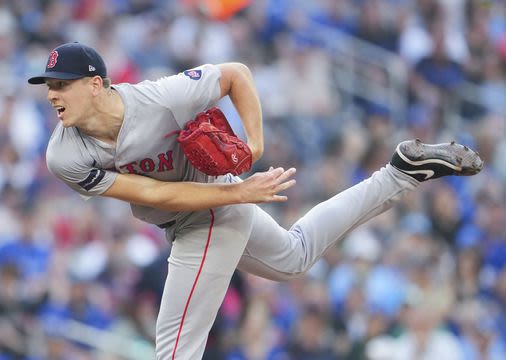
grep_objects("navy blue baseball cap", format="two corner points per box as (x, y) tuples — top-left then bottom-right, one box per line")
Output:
(28, 42), (107, 85)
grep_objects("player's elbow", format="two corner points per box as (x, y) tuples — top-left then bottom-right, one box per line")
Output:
(232, 62), (252, 78)
(219, 62), (252, 77)
(218, 63), (254, 95)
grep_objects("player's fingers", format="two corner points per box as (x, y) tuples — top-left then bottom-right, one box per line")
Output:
(271, 195), (288, 202)
(275, 167), (296, 183)
(276, 179), (296, 192)
(268, 167), (284, 178)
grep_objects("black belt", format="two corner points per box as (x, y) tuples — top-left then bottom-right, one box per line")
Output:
(157, 220), (176, 229)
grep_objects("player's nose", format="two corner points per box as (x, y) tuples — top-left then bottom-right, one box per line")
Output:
(47, 89), (58, 103)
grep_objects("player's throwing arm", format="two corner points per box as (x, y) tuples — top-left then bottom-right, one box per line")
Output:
(101, 166), (296, 212)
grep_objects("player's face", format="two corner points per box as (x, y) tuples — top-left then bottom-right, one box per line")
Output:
(46, 78), (93, 128)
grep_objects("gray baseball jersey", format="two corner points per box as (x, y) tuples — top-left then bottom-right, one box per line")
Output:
(46, 64), (224, 225)
(45, 64), (420, 359)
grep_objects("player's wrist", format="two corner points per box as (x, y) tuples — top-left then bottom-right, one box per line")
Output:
(227, 182), (247, 204)
(248, 142), (264, 163)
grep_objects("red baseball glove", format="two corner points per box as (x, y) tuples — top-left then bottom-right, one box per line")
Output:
(176, 107), (252, 176)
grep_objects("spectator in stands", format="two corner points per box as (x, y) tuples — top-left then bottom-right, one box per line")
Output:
(0, 0), (504, 358)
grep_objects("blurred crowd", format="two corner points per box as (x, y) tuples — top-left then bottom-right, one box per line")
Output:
(1, 0), (506, 359)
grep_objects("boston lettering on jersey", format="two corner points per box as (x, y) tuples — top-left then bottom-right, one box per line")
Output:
(119, 150), (174, 174)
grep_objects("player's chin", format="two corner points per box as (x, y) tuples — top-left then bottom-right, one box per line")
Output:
(60, 116), (73, 128)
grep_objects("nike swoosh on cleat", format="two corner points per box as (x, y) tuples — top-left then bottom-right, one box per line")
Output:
(395, 146), (461, 171)
(400, 169), (435, 180)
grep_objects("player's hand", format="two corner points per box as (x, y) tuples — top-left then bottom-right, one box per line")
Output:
(238, 167), (296, 203)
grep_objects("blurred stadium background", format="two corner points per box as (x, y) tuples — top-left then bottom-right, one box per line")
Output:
(1, 0), (506, 359)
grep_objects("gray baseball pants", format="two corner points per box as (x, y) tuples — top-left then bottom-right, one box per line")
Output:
(155, 164), (418, 359)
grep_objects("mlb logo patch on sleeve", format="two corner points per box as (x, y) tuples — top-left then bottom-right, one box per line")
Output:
(183, 69), (202, 80)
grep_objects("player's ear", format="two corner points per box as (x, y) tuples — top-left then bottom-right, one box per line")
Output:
(89, 75), (104, 95)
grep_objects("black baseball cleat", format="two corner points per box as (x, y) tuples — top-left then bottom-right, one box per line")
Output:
(390, 139), (484, 182)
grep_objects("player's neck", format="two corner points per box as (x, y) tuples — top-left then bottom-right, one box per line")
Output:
(79, 88), (124, 146)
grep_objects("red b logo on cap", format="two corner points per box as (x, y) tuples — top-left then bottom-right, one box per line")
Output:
(47, 50), (59, 68)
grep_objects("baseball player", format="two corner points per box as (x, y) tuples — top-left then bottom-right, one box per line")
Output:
(28, 42), (483, 359)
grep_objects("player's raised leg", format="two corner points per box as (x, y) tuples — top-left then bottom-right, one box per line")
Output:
(238, 139), (483, 280)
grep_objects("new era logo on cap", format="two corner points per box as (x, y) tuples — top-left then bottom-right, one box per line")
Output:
(27, 42), (107, 84)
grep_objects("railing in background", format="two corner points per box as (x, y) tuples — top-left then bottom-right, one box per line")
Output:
(307, 22), (409, 126)
(307, 22), (506, 129)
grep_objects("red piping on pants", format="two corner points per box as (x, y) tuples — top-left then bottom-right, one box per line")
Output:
(171, 209), (215, 359)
